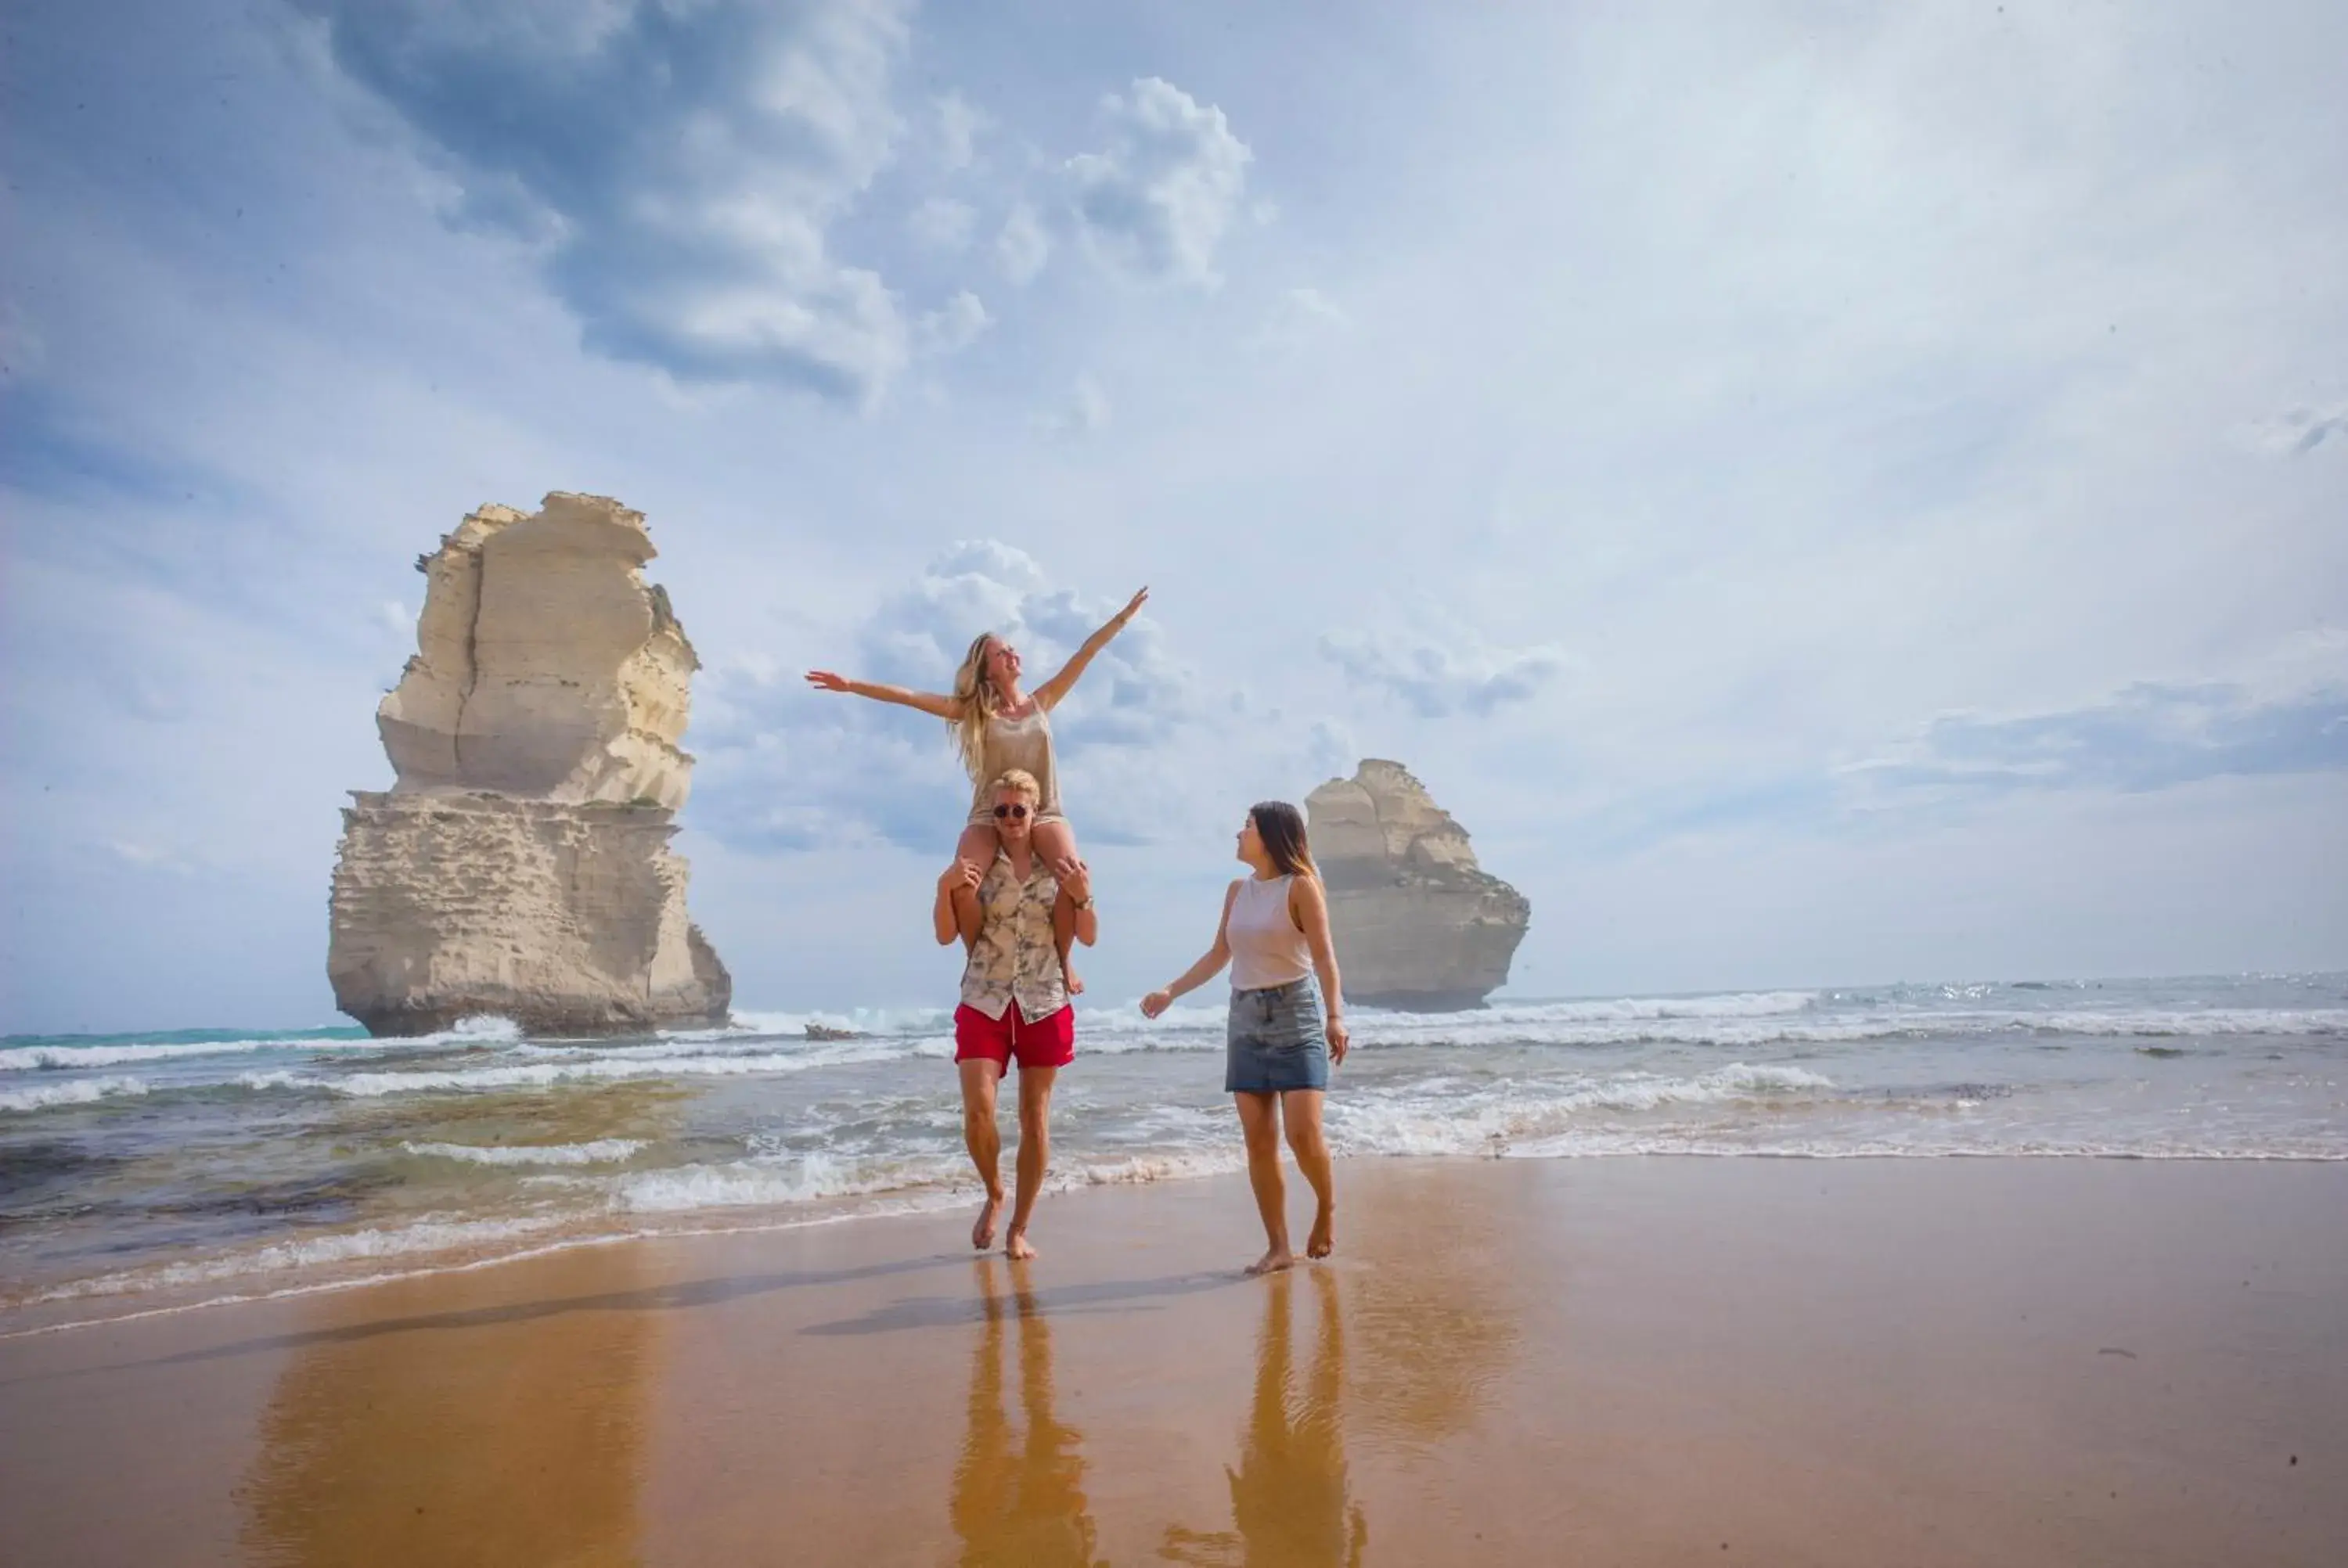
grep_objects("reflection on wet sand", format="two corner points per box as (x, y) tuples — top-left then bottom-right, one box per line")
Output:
(1163, 1268), (1368, 1568)
(1346, 1177), (1520, 1450)
(951, 1258), (1106, 1567)
(238, 1251), (657, 1567)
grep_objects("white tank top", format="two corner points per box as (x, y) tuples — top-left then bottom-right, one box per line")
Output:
(1227, 875), (1312, 991)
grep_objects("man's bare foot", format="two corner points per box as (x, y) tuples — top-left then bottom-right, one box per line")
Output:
(1246, 1246), (1295, 1276)
(1005, 1228), (1037, 1261)
(1307, 1206), (1334, 1259)
(972, 1191), (1003, 1250)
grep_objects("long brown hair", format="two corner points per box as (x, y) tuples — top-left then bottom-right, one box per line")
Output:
(1250, 800), (1318, 879)
(949, 632), (1003, 780)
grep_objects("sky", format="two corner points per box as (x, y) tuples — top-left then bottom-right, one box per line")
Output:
(3, 0), (2344, 1034)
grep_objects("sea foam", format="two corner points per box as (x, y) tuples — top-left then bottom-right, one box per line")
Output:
(29, 1212), (579, 1302)
(402, 1139), (647, 1167)
(0, 1075), (150, 1113)
(248, 1048), (941, 1099)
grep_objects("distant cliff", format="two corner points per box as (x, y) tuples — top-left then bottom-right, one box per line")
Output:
(328, 493), (730, 1037)
(1305, 761), (1529, 1011)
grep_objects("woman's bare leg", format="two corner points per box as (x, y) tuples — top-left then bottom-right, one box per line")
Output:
(1031, 818), (1078, 863)
(1281, 1090), (1337, 1258)
(1236, 1091), (1294, 1274)
(954, 820), (1000, 871)
(1032, 818), (1083, 994)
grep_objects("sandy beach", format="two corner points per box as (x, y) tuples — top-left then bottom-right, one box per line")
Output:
(2, 1156), (2342, 1566)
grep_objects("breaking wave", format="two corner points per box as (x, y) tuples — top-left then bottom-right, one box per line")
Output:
(243, 1045), (947, 1099)
(401, 1139), (648, 1167)
(27, 1212), (580, 1304)
(0, 1075), (150, 1113)
(0, 1017), (517, 1074)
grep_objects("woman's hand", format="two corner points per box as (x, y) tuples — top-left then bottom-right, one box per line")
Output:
(1325, 1013), (1350, 1066)
(1117, 587), (1149, 624)
(938, 858), (983, 896)
(1140, 989), (1173, 1019)
(805, 670), (850, 693)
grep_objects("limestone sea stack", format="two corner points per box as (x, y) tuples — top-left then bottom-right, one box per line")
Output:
(328, 493), (731, 1037)
(1305, 760), (1531, 1011)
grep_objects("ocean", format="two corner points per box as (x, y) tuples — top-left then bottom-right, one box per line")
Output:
(3, 973), (2342, 1330)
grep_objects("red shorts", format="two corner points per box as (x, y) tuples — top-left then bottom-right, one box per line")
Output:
(953, 1002), (1075, 1071)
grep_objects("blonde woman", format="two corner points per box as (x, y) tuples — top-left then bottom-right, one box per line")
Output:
(1143, 802), (1350, 1275)
(808, 586), (1147, 989)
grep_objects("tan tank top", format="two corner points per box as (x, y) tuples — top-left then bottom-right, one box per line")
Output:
(969, 706), (1062, 817)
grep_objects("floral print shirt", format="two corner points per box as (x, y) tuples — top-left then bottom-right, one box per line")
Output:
(959, 851), (1070, 1022)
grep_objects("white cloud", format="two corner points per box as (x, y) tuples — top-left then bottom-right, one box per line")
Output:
(108, 840), (196, 874)
(915, 290), (992, 355)
(935, 91), (986, 171)
(1280, 287), (1347, 327)
(1253, 286), (1351, 351)
(1032, 374), (1111, 437)
(295, 0), (917, 406)
(1846, 680), (2348, 799)
(1304, 718), (1358, 784)
(1320, 624), (1573, 717)
(2249, 400), (2348, 457)
(907, 196), (976, 253)
(996, 202), (1051, 286)
(2238, 628), (2348, 702)
(1066, 77), (1253, 288)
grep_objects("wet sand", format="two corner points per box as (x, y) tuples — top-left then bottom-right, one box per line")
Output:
(2, 1157), (2343, 1566)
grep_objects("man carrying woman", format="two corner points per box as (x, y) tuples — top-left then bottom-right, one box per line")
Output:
(934, 767), (1097, 1261)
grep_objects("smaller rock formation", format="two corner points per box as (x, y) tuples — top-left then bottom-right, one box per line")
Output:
(1305, 761), (1530, 1010)
(329, 494), (730, 1037)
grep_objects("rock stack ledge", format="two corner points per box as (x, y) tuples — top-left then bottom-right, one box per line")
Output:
(1305, 760), (1531, 1010)
(328, 493), (731, 1037)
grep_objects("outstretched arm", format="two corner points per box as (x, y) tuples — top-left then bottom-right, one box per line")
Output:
(1032, 588), (1149, 711)
(1140, 880), (1241, 1017)
(807, 671), (962, 721)
(1291, 874), (1350, 1064)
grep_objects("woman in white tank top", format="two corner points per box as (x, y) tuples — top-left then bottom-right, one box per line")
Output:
(1142, 801), (1350, 1275)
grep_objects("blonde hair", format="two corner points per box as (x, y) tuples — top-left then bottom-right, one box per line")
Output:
(949, 632), (1003, 781)
(992, 768), (1041, 800)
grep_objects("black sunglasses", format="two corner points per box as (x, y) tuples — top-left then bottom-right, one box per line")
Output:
(993, 804), (1031, 820)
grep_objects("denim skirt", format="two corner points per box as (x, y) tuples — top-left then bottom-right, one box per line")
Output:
(1226, 977), (1329, 1093)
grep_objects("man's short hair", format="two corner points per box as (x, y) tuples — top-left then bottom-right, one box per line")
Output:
(991, 768), (1041, 800)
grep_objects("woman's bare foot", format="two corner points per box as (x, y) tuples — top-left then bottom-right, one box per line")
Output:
(1307, 1205), (1335, 1259)
(1246, 1246), (1295, 1276)
(972, 1190), (1003, 1250)
(1064, 966), (1085, 996)
(1005, 1228), (1038, 1261)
